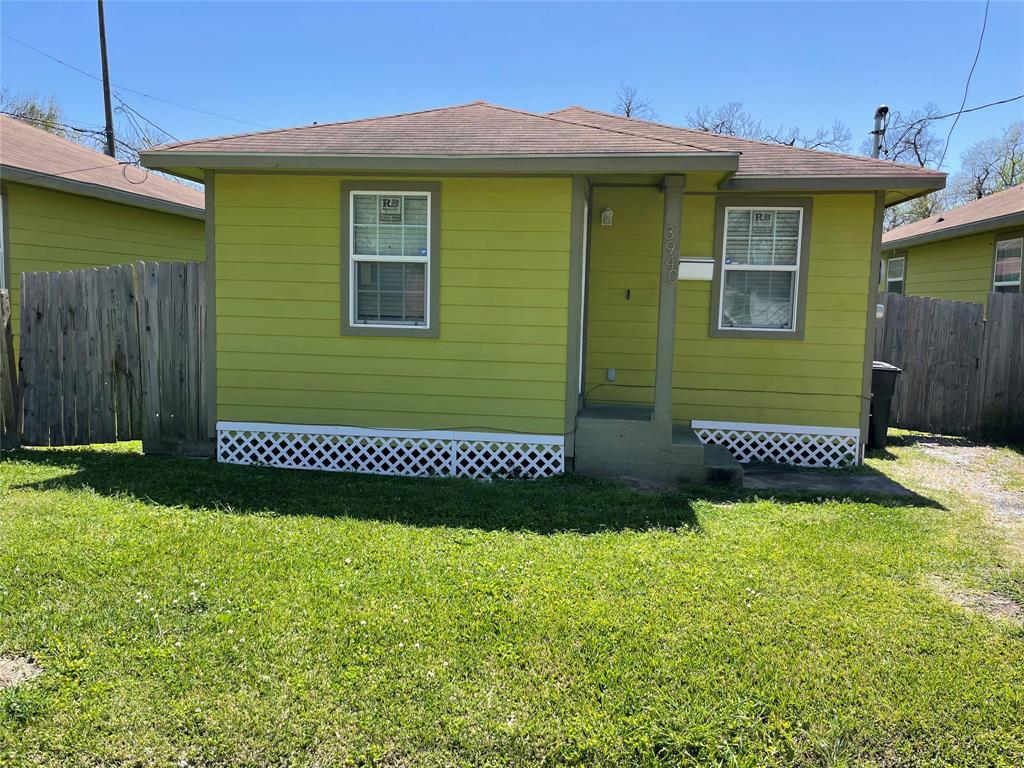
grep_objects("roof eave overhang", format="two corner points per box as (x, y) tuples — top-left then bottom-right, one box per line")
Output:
(721, 174), (946, 195)
(139, 150), (742, 176)
(0, 165), (205, 220)
(881, 210), (1024, 250)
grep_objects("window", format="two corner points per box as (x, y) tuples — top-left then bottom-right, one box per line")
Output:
(886, 254), (906, 295)
(716, 205), (805, 333)
(993, 236), (1022, 294)
(341, 182), (440, 337)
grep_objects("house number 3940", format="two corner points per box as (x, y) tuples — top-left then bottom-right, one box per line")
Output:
(664, 225), (678, 284)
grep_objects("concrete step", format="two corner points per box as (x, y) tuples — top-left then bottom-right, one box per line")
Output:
(702, 444), (744, 487)
(574, 414), (743, 487)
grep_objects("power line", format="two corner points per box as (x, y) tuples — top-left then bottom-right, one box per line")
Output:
(114, 94), (179, 142)
(2, 32), (270, 129)
(900, 94), (1023, 132)
(2, 110), (148, 156)
(938, 0), (991, 170)
(879, 92), (1021, 164)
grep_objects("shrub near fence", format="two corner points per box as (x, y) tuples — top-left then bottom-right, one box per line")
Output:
(875, 291), (1024, 439)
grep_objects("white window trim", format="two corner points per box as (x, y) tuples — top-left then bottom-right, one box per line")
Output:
(717, 205), (803, 333)
(348, 189), (432, 330)
(993, 235), (1023, 293)
(886, 255), (906, 294)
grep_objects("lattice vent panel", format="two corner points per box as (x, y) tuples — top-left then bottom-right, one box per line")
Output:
(218, 426), (565, 479)
(693, 425), (860, 468)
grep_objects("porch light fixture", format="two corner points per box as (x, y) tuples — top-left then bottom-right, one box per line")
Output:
(600, 207), (613, 226)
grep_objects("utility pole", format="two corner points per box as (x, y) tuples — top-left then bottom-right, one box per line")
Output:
(871, 104), (889, 159)
(97, 0), (116, 157)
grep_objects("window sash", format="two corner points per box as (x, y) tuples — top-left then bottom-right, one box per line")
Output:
(718, 206), (803, 332)
(886, 256), (905, 293)
(993, 236), (1022, 291)
(349, 190), (432, 328)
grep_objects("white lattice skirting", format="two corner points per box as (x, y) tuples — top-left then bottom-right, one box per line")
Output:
(692, 420), (862, 468)
(216, 422), (565, 479)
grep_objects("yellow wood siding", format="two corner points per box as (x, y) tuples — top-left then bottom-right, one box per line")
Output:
(585, 191), (874, 429)
(584, 187), (661, 405)
(4, 182), (204, 343)
(885, 231), (998, 305)
(214, 174), (572, 434)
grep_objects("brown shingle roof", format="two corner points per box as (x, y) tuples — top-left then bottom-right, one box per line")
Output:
(148, 101), (728, 156)
(0, 115), (204, 213)
(550, 106), (944, 180)
(882, 184), (1024, 246)
(141, 100), (946, 192)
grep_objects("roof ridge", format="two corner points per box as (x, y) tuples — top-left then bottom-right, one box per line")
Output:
(155, 101), (726, 156)
(152, 100), (492, 151)
(552, 106), (944, 176)
(482, 102), (721, 154)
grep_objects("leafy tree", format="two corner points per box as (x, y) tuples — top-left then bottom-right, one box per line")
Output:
(946, 120), (1024, 204)
(0, 89), (69, 138)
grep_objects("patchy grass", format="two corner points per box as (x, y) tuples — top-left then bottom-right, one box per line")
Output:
(1, 443), (1023, 767)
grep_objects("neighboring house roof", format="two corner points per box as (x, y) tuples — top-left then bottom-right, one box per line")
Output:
(882, 184), (1024, 249)
(140, 101), (945, 199)
(0, 115), (204, 219)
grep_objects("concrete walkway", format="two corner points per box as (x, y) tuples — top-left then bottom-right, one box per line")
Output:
(742, 463), (916, 497)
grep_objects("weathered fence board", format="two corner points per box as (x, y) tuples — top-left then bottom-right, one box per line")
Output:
(136, 261), (207, 452)
(17, 262), (208, 451)
(0, 289), (19, 449)
(875, 291), (1024, 438)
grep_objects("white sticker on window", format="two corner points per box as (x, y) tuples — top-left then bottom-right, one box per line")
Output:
(379, 197), (402, 224)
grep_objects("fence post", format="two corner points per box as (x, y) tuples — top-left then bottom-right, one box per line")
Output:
(0, 289), (20, 449)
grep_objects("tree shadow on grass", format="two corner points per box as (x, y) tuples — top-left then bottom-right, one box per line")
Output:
(5, 446), (940, 535)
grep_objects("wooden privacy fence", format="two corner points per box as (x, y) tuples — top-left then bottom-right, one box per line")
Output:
(0, 290), (19, 449)
(16, 261), (208, 451)
(875, 291), (1024, 438)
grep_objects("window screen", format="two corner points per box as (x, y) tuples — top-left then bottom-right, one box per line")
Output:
(719, 208), (802, 330)
(994, 237), (1022, 294)
(349, 192), (430, 326)
(886, 255), (906, 295)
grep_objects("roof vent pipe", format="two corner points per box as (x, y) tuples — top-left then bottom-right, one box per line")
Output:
(871, 105), (889, 159)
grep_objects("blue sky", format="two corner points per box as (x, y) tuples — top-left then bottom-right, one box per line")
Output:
(2, 1), (1022, 175)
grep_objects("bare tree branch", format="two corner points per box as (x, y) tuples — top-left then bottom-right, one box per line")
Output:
(686, 102), (851, 152)
(614, 84), (656, 120)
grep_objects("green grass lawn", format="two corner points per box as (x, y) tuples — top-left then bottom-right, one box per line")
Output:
(1, 443), (1022, 767)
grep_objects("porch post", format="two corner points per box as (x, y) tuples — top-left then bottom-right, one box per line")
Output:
(654, 175), (686, 428)
(563, 175), (588, 458)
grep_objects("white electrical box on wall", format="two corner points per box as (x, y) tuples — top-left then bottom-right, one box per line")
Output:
(678, 257), (714, 281)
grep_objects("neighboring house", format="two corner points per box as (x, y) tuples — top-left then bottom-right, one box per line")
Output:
(141, 101), (943, 481)
(881, 184), (1023, 303)
(0, 115), (205, 345)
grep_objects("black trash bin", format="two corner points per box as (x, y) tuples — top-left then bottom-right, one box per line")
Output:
(868, 361), (901, 449)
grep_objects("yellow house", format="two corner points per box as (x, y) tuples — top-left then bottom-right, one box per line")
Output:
(141, 102), (943, 482)
(881, 184), (1023, 304)
(0, 115), (205, 346)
